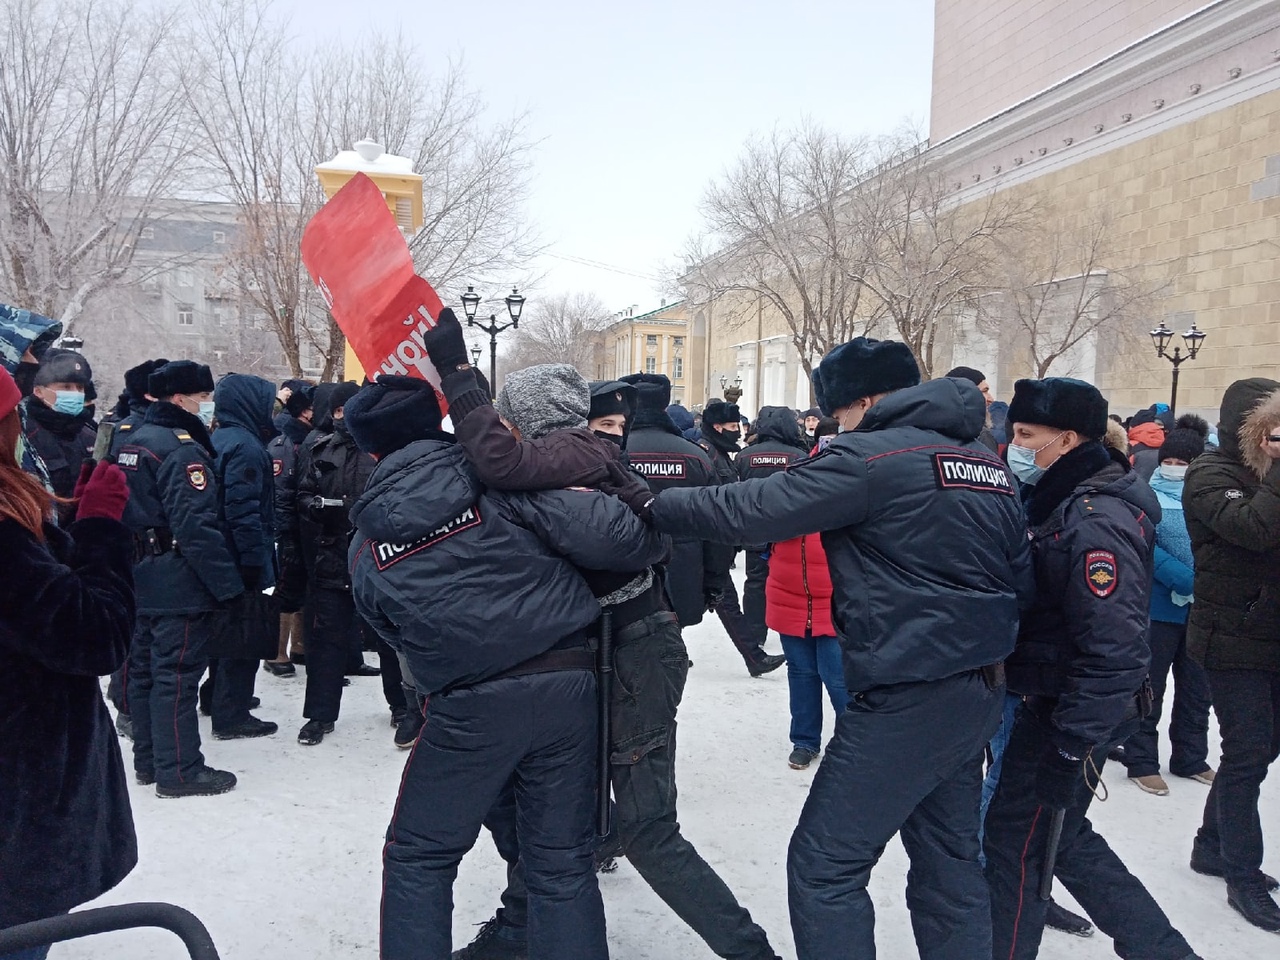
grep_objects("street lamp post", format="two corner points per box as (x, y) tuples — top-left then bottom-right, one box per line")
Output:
(1148, 321), (1207, 417)
(720, 373), (743, 404)
(461, 286), (525, 399)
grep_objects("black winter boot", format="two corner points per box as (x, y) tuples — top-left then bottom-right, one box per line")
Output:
(1045, 899), (1094, 937)
(394, 707), (425, 749)
(451, 917), (527, 959)
(1227, 877), (1280, 932)
(1190, 843), (1280, 891)
(156, 766), (237, 798)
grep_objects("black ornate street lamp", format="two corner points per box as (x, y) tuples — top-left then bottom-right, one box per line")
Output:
(1149, 321), (1207, 417)
(720, 373), (743, 404)
(461, 286), (525, 398)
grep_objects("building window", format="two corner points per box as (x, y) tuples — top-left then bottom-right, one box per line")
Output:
(213, 230), (226, 244)
(140, 226), (154, 240)
(673, 357), (683, 380)
(176, 304), (194, 327)
(645, 357), (656, 374)
(646, 334), (657, 345)
(673, 336), (684, 348)
(176, 268), (194, 287)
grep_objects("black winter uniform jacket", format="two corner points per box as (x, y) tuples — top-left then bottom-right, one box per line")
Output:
(1184, 381), (1280, 673)
(349, 439), (669, 696)
(648, 378), (1033, 692)
(23, 400), (97, 508)
(212, 375), (279, 588)
(625, 408), (723, 627)
(0, 516), (137, 928)
(115, 402), (243, 615)
(297, 423), (375, 591)
(735, 406), (808, 482)
(1007, 443), (1159, 756)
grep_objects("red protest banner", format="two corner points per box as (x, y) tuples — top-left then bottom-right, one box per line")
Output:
(300, 173), (448, 407)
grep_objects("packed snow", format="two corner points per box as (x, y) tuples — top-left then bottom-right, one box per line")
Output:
(65, 572), (1278, 960)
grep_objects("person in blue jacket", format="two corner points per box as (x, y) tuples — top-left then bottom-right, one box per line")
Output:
(1123, 424), (1214, 796)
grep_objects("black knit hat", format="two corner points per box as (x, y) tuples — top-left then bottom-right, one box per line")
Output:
(149, 360), (214, 398)
(124, 358), (169, 403)
(702, 399), (740, 426)
(588, 380), (635, 420)
(945, 365), (986, 386)
(34, 348), (92, 387)
(620, 372), (671, 411)
(1008, 377), (1109, 440)
(281, 378), (311, 395)
(344, 375), (444, 458)
(284, 385), (314, 417)
(814, 337), (921, 416)
(328, 381), (361, 417)
(1158, 428), (1206, 464)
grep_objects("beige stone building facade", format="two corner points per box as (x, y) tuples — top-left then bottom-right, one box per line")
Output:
(695, 0), (1280, 419)
(593, 302), (706, 407)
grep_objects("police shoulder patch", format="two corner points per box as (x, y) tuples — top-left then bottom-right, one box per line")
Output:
(272, 459), (283, 477)
(116, 446), (142, 470)
(1085, 549), (1118, 598)
(932, 451), (1014, 495)
(630, 457), (687, 480)
(186, 463), (209, 491)
(372, 506), (482, 571)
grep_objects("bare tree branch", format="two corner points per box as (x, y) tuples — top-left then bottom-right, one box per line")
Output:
(505, 292), (613, 377)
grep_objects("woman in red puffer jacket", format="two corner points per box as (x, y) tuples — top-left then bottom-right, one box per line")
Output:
(765, 422), (850, 770)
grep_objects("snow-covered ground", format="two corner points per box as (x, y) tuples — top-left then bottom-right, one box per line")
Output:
(67, 586), (1277, 959)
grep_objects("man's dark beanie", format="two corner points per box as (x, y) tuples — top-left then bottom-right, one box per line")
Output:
(281, 378), (310, 394)
(125, 358), (169, 403)
(1159, 428), (1205, 464)
(149, 360), (214, 398)
(589, 380), (635, 420)
(702, 399), (740, 426)
(285, 385), (315, 417)
(34, 348), (93, 387)
(345, 375), (444, 458)
(620, 372), (671, 410)
(329, 381), (361, 417)
(945, 365), (986, 386)
(814, 337), (921, 417)
(1008, 377), (1109, 440)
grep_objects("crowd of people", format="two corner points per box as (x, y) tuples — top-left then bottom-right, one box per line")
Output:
(2, 297), (1279, 960)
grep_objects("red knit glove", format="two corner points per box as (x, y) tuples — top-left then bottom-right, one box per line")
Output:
(76, 461), (130, 522)
(72, 460), (96, 500)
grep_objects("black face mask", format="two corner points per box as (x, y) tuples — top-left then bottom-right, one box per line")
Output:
(333, 418), (351, 436)
(13, 361), (39, 397)
(594, 430), (623, 448)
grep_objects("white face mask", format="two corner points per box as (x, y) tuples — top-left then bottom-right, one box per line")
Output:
(1158, 464), (1188, 481)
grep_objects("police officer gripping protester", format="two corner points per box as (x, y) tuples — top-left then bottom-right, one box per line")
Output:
(342, 374), (669, 960)
(983, 378), (1202, 960)
(116, 360), (245, 798)
(603, 337), (1032, 959)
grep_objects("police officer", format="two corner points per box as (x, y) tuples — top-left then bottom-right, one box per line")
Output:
(22, 349), (97, 509)
(621, 375), (784, 676)
(115, 360), (243, 798)
(264, 385), (314, 677)
(735, 406), (809, 650)
(605, 337), (1031, 959)
(343, 375), (668, 960)
(983, 377), (1201, 960)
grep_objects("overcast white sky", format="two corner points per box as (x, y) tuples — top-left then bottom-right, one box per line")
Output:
(284, 0), (936, 316)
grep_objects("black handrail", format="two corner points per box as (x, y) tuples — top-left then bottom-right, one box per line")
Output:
(0, 903), (220, 959)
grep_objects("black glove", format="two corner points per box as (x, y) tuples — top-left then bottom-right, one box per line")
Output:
(1035, 741), (1084, 809)
(423, 307), (471, 374)
(597, 460), (655, 521)
(238, 565), (263, 592)
(704, 587), (725, 612)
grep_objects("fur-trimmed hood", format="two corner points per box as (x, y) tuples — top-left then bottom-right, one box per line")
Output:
(1238, 389), (1280, 480)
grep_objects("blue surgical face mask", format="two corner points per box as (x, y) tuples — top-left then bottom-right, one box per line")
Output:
(198, 401), (216, 428)
(52, 390), (85, 416)
(1007, 432), (1064, 486)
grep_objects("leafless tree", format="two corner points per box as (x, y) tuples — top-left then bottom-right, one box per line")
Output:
(506, 292), (613, 376)
(0, 0), (190, 331)
(848, 135), (1034, 379)
(685, 122), (875, 392)
(978, 205), (1171, 378)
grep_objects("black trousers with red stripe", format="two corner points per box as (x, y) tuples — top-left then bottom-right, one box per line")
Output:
(984, 704), (1194, 960)
(127, 614), (213, 786)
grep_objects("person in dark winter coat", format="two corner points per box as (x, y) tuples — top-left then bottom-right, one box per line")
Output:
(665, 402), (698, 442)
(1184, 377), (1280, 931)
(116, 360), (244, 798)
(264, 385), (314, 676)
(607, 337), (1032, 960)
(344, 373), (667, 960)
(945, 365), (1000, 453)
(0, 366), (137, 951)
(736, 406), (809, 652)
(205, 373), (280, 740)
(1122, 425), (1214, 796)
(983, 377), (1199, 960)
(0, 304), (62, 491)
(23, 349), (98, 519)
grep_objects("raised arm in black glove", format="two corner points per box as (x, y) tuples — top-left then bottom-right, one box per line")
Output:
(597, 459), (656, 521)
(422, 307), (472, 375)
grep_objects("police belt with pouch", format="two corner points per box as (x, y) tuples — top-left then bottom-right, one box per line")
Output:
(133, 527), (177, 562)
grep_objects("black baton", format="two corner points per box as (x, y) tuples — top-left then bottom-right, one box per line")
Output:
(1039, 807), (1066, 901)
(597, 609), (614, 838)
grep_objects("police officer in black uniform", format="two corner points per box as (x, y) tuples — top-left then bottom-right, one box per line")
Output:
(984, 378), (1201, 960)
(621, 376), (784, 676)
(264, 385), (314, 677)
(606, 338), (1032, 959)
(735, 406), (809, 649)
(115, 360), (244, 798)
(22, 349), (97, 518)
